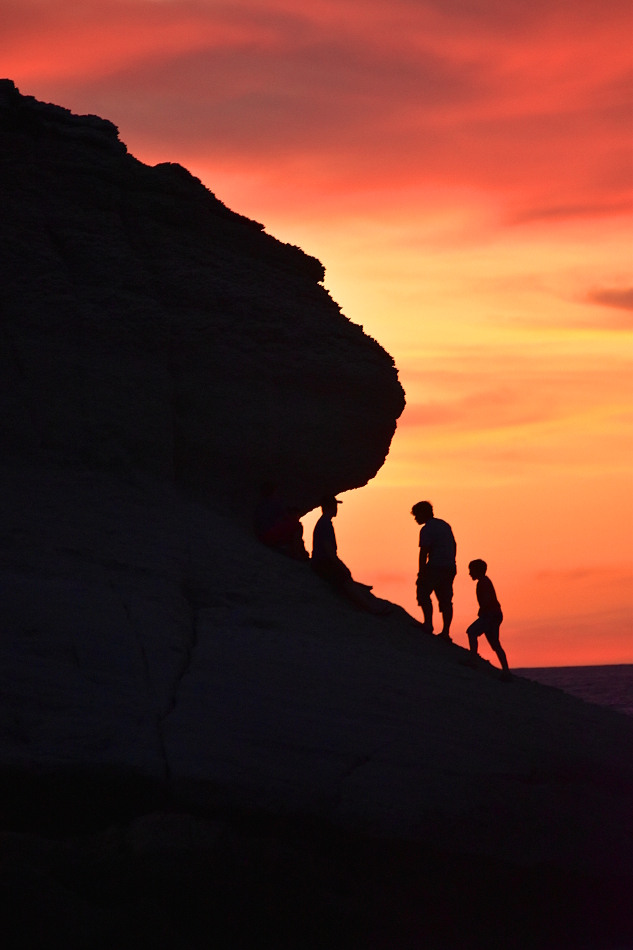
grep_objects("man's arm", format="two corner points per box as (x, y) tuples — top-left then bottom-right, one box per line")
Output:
(418, 545), (430, 574)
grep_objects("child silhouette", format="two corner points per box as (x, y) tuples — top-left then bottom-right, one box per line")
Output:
(466, 559), (511, 679)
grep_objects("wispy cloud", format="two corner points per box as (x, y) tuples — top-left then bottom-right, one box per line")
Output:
(3, 0), (630, 225)
(577, 288), (633, 329)
(587, 287), (633, 311)
(399, 388), (554, 430)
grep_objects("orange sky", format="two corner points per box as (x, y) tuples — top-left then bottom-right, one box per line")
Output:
(3, 0), (632, 665)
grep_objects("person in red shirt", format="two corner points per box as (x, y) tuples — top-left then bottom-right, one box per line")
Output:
(466, 559), (510, 677)
(253, 483), (309, 561)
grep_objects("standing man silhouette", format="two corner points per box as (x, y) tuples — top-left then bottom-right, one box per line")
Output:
(411, 501), (456, 640)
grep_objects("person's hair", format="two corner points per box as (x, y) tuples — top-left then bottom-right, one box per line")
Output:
(412, 500), (433, 520)
(469, 559), (487, 574)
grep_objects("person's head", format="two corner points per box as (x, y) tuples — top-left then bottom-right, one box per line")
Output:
(320, 495), (342, 518)
(468, 559), (487, 580)
(411, 501), (433, 525)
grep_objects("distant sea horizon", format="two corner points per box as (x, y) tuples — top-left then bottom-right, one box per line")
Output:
(514, 664), (633, 717)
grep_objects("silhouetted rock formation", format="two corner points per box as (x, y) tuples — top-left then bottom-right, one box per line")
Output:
(0, 78), (403, 514)
(0, 82), (631, 940)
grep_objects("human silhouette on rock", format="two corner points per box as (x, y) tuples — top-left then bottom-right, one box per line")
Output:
(411, 501), (456, 640)
(311, 495), (390, 615)
(254, 483), (309, 561)
(465, 559), (510, 678)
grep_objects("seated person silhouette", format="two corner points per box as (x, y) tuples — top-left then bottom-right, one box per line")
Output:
(311, 495), (390, 615)
(254, 483), (309, 561)
(465, 559), (510, 678)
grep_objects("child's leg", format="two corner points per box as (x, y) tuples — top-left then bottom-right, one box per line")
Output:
(466, 618), (484, 656)
(493, 643), (509, 670)
(485, 624), (509, 671)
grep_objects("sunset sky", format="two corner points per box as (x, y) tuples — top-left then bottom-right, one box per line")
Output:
(3, 0), (632, 665)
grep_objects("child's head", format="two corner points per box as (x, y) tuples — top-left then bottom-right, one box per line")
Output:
(468, 559), (487, 580)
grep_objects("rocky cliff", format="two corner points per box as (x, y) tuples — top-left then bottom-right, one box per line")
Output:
(0, 82), (631, 946)
(0, 79), (403, 515)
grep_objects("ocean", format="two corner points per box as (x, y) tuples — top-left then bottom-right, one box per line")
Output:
(515, 664), (633, 717)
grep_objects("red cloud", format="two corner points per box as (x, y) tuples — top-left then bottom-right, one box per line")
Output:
(3, 0), (631, 223)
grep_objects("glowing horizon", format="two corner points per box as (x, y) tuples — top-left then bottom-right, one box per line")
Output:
(3, 0), (631, 665)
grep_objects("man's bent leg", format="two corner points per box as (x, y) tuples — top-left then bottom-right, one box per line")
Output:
(343, 578), (391, 615)
(416, 575), (434, 632)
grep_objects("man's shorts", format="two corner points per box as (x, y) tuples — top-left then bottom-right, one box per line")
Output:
(416, 567), (456, 613)
(467, 611), (503, 647)
(311, 557), (353, 591)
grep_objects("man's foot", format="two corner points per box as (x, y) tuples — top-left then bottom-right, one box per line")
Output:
(437, 631), (452, 642)
(419, 624), (434, 635)
(459, 654), (478, 668)
(500, 669), (513, 682)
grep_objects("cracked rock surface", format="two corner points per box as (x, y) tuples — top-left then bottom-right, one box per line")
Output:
(0, 81), (631, 889)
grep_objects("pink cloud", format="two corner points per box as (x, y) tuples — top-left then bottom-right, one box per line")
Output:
(3, 0), (630, 224)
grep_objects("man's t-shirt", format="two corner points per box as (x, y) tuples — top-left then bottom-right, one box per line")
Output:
(476, 576), (502, 616)
(419, 518), (456, 570)
(312, 515), (337, 562)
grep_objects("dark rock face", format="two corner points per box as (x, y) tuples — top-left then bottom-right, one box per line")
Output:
(1, 809), (630, 950)
(0, 80), (632, 929)
(0, 79), (403, 514)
